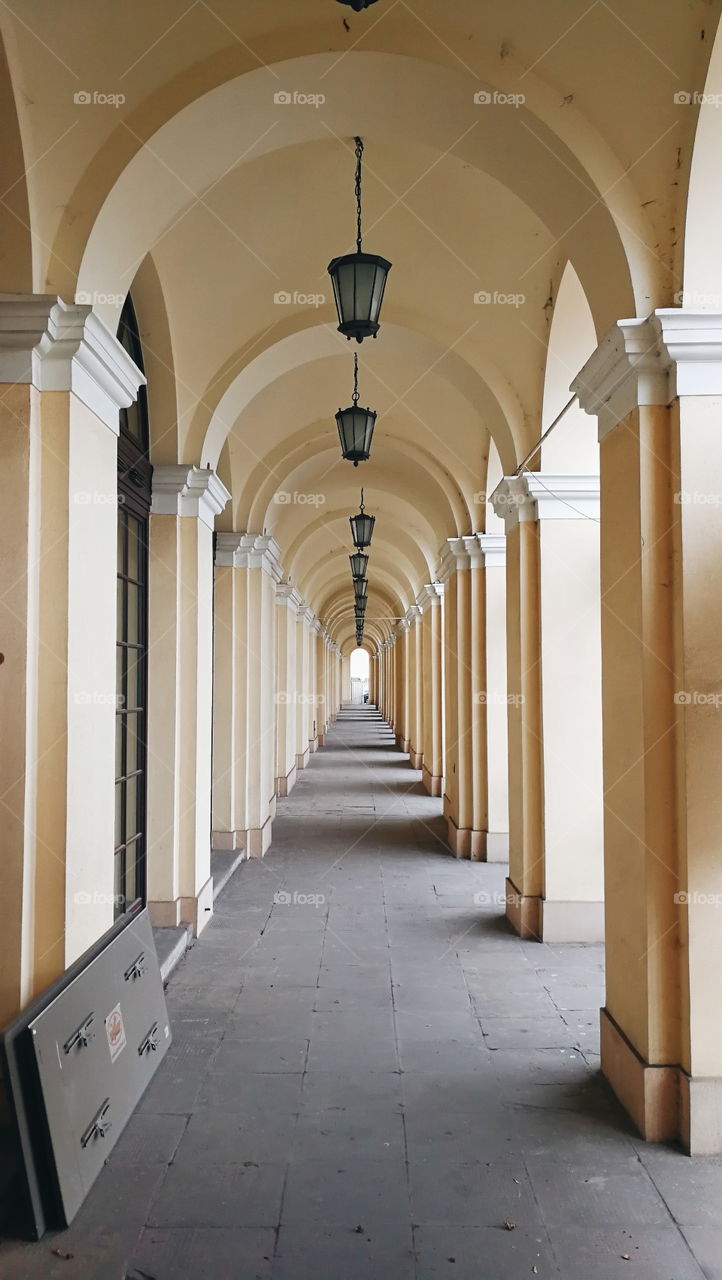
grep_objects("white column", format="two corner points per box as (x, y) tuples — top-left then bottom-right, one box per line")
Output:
(149, 466), (230, 932)
(0, 296), (144, 1017)
(491, 474), (603, 939)
(275, 583), (301, 796)
(477, 535), (510, 861)
(214, 533), (281, 858)
(417, 584), (444, 796)
(573, 310), (722, 1151)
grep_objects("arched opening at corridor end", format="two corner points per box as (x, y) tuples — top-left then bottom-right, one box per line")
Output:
(349, 648), (370, 704)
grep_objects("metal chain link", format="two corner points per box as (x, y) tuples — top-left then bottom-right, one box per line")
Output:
(354, 136), (364, 252)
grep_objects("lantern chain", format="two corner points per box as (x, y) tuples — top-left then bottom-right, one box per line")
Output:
(354, 136), (364, 253)
(352, 352), (359, 405)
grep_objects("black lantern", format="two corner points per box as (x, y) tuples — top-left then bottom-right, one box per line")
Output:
(355, 597), (368, 614)
(349, 488), (375, 549)
(336, 352), (376, 465)
(338, 0), (379, 10)
(354, 578), (368, 599)
(328, 137), (392, 343)
(350, 550), (368, 580)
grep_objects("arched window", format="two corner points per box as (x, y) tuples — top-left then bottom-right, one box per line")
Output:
(114, 297), (152, 917)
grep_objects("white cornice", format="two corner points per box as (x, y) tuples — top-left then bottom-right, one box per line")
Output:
(153, 465), (231, 529)
(525, 474), (600, 520)
(489, 477), (536, 534)
(573, 310), (722, 441)
(438, 534), (493, 580)
(490, 475), (599, 529)
(416, 582), (445, 610)
(215, 532), (282, 578)
(275, 582), (303, 612)
(475, 533), (507, 566)
(0, 294), (145, 433)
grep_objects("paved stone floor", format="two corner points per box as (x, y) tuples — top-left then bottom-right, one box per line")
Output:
(3, 706), (722, 1279)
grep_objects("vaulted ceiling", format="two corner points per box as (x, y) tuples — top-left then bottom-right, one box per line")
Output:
(1, 0), (718, 648)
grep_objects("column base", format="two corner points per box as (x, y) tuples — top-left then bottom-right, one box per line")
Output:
(318, 732), (325, 747)
(275, 765), (297, 797)
(149, 874), (214, 937)
(421, 765), (443, 797)
(409, 750), (423, 769)
(505, 876), (542, 939)
(486, 831), (509, 863)
(446, 816), (487, 860)
(541, 898), (605, 942)
(309, 736), (319, 754)
(212, 829), (244, 853)
(601, 1008), (722, 1154)
(181, 875), (214, 936)
(395, 734), (411, 752)
(296, 748), (310, 770)
(246, 817), (273, 859)
(601, 1008), (679, 1145)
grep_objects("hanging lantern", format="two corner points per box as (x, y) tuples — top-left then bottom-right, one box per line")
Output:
(354, 578), (368, 599)
(349, 488), (375, 549)
(338, 0), (379, 10)
(350, 550), (368, 580)
(355, 597), (368, 614)
(336, 352), (376, 465)
(328, 137), (392, 343)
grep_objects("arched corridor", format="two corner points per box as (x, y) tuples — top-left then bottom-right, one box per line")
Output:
(5, 0), (722, 1272)
(3, 708), (718, 1279)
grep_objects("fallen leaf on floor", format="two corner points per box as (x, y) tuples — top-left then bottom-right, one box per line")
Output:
(242, 1160), (259, 1167)
(621, 1255), (631, 1261)
(354, 1224), (365, 1233)
(504, 1219), (517, 1231)
(50, 1249), (74, 1260)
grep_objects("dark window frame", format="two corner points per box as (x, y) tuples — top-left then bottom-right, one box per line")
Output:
(115, 297), (152, 919)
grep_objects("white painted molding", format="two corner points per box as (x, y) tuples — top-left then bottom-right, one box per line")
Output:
(275, 582), (303, 613)
(153, 465), (231, 529)
(0, 293), (145, 432)
(524, 474), (600, 521)
(490, 475), (599, 529)
(299, 605), (317, 630)
(489, 477), (537, 534)
(416, 582), (445, 610)
(215, 531), (282, 578)
(405, 605), (422, 628)
(573, 310), (722, 441)
(475, 533), (507, 566)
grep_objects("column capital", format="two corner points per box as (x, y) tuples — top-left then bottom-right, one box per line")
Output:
(525, 474), (600, 521)
(489, 477), (536, 533)
(490, 474), (600, 530)
(438, 534), (487, 580)
(215, 532), (282, 577)
(298, 605), (316, 629)
(0, 293), (145, 432)
(416, 582), (445, 609)
(573, 309), (722, 440)
(404, 604), (422, 627)
(275, 582), (303, 612)
(153, 465), (231, 528)
(475, 533), (507, 566)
